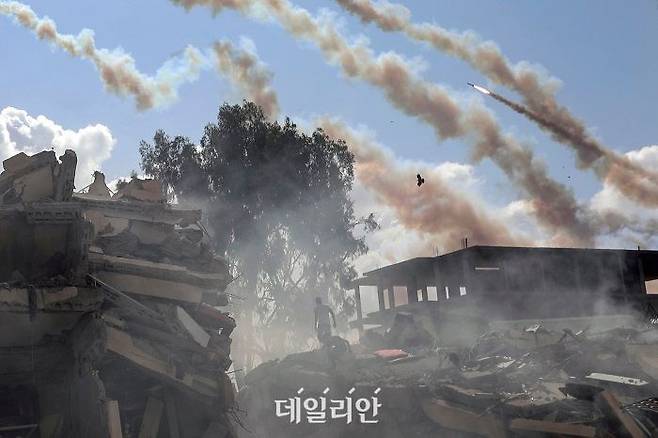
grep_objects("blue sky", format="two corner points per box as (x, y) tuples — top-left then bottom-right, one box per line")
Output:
(1, 0), (657, 212)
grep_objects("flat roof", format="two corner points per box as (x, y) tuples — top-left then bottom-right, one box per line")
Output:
(357, 245), (658, 283)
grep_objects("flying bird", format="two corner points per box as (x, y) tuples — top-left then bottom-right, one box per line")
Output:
(417, 174), (425, 187)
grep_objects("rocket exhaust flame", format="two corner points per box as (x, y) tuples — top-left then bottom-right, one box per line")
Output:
(468, 82), (491, 95)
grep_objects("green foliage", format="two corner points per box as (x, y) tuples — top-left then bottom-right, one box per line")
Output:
(139, 101), (373, 357)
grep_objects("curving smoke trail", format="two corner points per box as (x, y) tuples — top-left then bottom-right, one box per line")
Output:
(0, 1), (210, 110)
(317, 117), (531, 249)
(171, 0), (597, 246)
(213, 40), (280, 118)
(208, 37), (530, 248)
(0, 1), (278, 114)
(334, 0), (658, 206)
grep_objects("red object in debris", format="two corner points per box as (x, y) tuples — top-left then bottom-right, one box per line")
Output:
(374, 349), (409, 360)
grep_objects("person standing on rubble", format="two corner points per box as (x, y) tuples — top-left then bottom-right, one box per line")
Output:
(314, 297), (336, 344)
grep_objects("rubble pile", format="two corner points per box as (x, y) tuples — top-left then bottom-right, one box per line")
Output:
(238, 313), (658, 437)
(0, 150), (237, 438)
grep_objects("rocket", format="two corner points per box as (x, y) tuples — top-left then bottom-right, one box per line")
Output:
(467, 82), (491, 95)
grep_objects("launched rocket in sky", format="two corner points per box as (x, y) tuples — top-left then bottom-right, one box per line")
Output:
(467, 82), (491, 95)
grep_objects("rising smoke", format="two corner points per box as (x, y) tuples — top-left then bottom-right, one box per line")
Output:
(170, 0), (599, 246)
(334, 0), (658, 207)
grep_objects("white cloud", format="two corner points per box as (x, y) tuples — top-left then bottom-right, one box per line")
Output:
(498, 199), (544, 242)
(589, 145), (658, 248)
(350, 178), (429, 274)
(0, 106), (115, 189)
(433, 161), (479, 188)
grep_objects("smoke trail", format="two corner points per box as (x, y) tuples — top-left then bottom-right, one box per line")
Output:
(213, 40), (280, 119)
(197, 31), (532, 250)
(464, 106), (595, 247)
(484, 89), (658, 206)
(0, 1), (211, 110)
(318, 117), (531, 249)
(0, 1), (283, 115)
(206, 34), (526, 248)
(334, 0), (658, 206)
(172, 0), (597, 246)
(334, 0), (525, 88)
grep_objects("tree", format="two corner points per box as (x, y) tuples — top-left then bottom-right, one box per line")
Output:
(139, 101), (375, 367)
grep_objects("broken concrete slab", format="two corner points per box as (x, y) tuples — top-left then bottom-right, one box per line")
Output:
(95, 271), (205, 304)
(129, 220), (173, 245)
(192, 304), (236, 335)
(0, 150), (77, 205)
(105, 326), (221, 399)
(177, 306), (211, 348)
(73, 194), (202, 226)
(138, 396), (164, 438)
(114, 178), (164, 203)
(106, 400), (124, 438)
(89, 253), (230, 288)
(586, 372), (649, 387)
(164, 391), (181, 438)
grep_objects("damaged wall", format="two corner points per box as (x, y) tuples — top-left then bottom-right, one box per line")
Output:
(0, 150), (238, 438)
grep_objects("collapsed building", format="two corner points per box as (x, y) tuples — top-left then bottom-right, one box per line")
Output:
(237, 248), (658, 437)
(5, 148), (658, 437)
(0, 150), (237, 438)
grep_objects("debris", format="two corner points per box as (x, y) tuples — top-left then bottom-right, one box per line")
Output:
(164, 391), (181, 438)
(0, 151), (236, 437)
(138, 396), (164, 438)
(106, 400), (123, 438)
(595, 390), (646, 438)
(237, 309), (658, 437)
(374, 349), (409, 361)
(385, 312), (435, 348)
(586, 372), (649, 387)
(114, 177), (164, 203)
(560, 382), (605, 401)
(177, 305), (212, 347)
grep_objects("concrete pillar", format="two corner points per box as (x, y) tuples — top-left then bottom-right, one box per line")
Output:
(354, 286), (363, 333)
(407, 276), (418, 303)
(433, 261), (442, 299)
(377, 284), (385, 311)
(387, 283), (396, 308)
